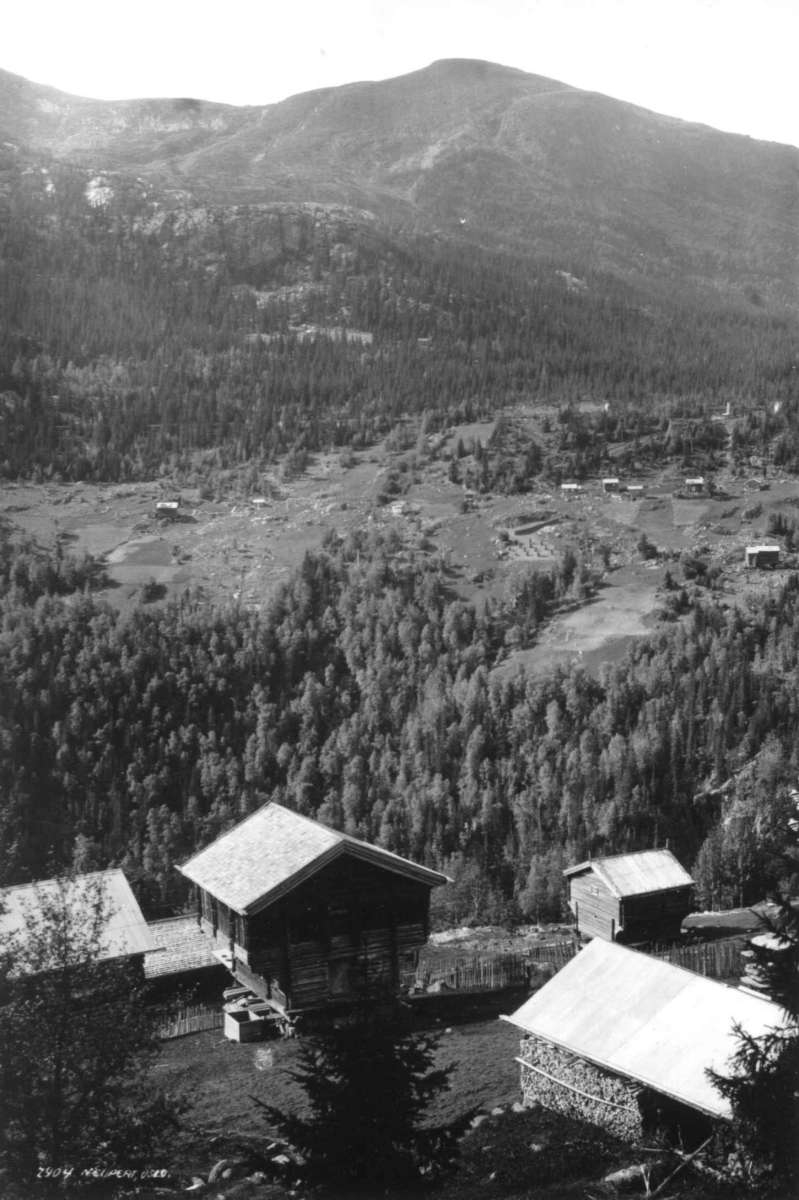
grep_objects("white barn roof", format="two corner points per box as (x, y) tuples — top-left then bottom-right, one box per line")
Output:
(564, 849), (693, 898)
(0, 869), (156, 968)
(178, 802), (449, 915)
(504, 939), (787, 1118)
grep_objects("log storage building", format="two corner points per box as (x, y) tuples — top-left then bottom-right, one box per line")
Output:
(564, 849), (694, 944)
(504, 939), (786, 1142)
(178, 802), (448, 1019)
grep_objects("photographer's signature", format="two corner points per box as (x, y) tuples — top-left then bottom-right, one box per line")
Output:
(37, 1166), (169, 1182)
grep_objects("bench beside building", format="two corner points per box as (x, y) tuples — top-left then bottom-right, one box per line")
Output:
(504, 939), (786, 1143)
(177, 801), (448, 1016)
(564, 849), (694, 944)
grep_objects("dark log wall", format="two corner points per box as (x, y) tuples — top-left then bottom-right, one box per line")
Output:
(234, 856), (432, 1010)
(568, 874), (620, 941)
(620, 886), (693, 944)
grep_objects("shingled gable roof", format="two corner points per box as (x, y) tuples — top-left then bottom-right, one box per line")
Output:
(178, 801), (449, 915)
(503, 938), (787, 1119)
(0, 869), (157, 969)
(563, 849), (693, 898)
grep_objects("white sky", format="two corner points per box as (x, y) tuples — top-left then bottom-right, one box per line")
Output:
(3, 0), (798, 147)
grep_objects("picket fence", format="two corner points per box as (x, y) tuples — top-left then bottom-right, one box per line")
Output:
(407, 940), (577, 993)
(159, 1002), (225, 1040)
(653, 935), (745, 980)
(409, 935), (744, 994)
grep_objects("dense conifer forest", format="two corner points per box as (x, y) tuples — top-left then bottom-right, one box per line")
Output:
(1, 524), (796, 921)
(3, 151), (799, 485)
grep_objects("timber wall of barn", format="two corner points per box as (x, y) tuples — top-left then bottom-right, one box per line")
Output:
(568, 874), (621, 941)
(619, 887), (693, 944)
(200, 856), (431, 1010)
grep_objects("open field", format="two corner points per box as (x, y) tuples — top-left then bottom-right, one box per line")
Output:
(4, 412), (799, 674)
(161, 1016), (522, 1134)
(156, 1015), (639, 1200)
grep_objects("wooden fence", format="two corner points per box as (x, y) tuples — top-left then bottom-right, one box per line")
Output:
(157, 937), (746, 1033)
(408, 935), (744, 995)
(406, 941), (577, 993)
(653, 935), (745, 980)
(159, 1002), (224, 1039)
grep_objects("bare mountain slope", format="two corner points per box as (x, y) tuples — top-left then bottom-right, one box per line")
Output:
(1, 58), (797, 306)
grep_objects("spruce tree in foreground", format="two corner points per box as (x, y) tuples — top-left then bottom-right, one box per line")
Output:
(708, 793), (799, 1191)
(255, 999), (471, 1192)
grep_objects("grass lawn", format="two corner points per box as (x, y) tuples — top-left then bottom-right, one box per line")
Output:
(154, 1015), (640, 1198)
(159, 1016), (521, 1143)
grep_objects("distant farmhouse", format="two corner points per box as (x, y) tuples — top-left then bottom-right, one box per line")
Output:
(504, 939), (786, 1142)
(155, 498), (181, 519)
(178, 802), (448, 1023)
(564, 850), (694, 945)
(744, 544), (780, 569)
(601, 477), (620, 493)
(683, 476), (706, 496)
(0, 869), (156, 978)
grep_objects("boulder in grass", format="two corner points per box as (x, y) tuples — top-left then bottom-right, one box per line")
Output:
(602, 1163), (648, 1193)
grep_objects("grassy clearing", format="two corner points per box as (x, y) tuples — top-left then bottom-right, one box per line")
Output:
(6, 425), (799, 669)
(155, 1016), (641, 1198)
(160, 1018), (521, 1139)
(157, 1015), (522, 1184)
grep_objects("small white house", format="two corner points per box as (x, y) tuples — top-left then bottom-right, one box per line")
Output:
(155, 499), (181, 518)
(601, 478), (620, 493)
(745, 544), (780, 569)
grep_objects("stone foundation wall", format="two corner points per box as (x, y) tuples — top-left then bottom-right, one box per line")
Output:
(518, 1035), (643, 1142)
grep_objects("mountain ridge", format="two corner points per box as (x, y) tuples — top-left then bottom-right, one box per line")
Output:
(2, 58), (797, 310)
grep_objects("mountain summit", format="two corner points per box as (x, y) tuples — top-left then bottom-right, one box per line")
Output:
(1, 59), (797, 303)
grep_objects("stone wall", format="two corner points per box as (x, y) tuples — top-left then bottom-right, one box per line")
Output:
(518, 1035), (643, 1142)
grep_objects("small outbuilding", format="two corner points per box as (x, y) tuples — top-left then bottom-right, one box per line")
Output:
(155, 499), (181, 519)
(683, 477), (706, 496)
(564, 849), (694, 944)
(601, 477), (620, 493)
(503, 939), (786, 1143)
(178, 802), (448, 1018)
(560, 483), (582, 495)
(744, 544), (780, 569)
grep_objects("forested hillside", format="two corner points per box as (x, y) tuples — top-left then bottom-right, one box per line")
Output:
(1, 524), (795, 921)
(2, 60), (799, 935)
(2, 148), (799, 484)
